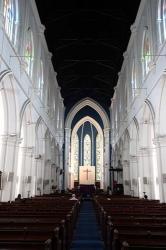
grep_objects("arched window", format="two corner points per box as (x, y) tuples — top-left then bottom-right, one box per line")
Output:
(84, 134), (91, 166)
(157, 0), (166, 45)
(38, 60), (44, 99)
(157, 0), (164, 44)
(3, 0), (18, 44)
(96, 134), (101, 181)
(142, 29), (151, 78)
(73, 134), (79, 180)
(24, 27), (34, 78)
(163, 0), (166, 38)
(131, 61), (137, 98)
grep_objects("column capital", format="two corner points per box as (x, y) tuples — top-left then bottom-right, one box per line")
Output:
(60, 97), (64, 103)
(111, 97), (116, 103)
(118, 72), (123, 78)
(48, 51), (52, 61)
(130, 23), (137, 33)
(65, 127), (71, 132)
(123, 51), (128, 59)
(103, 128), (110, 132)
(38, 24), (45, 36)
(153, 135), (166, 146)
(129, 154), (138, 162)
(57, 86), (61, 91)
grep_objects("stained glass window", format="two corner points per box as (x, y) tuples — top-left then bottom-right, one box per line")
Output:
(38, 60), (44, 100)
(131, 61), (137, 98)
(73, 134), (79, 180)
(96, 134), (101, 181)
(84, 134), (91, 166)
(142, 30), (151, 78)
(3, 0), (18, 44)
(25, 28), (34, 77)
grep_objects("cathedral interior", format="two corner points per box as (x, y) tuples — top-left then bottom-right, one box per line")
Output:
(1, 0), (166, 249)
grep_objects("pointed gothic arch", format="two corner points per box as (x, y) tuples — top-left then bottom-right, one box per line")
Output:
(70, 116), (104, 189)
(65, 98), (110, 189)
(65, 97), (110, 129)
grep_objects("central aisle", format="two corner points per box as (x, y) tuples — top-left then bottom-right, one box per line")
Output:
(70, 200), (104, 250)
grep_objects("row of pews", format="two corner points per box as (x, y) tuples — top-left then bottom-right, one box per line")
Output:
(94, 195), (166, 250)
(0, 194), (80, 250)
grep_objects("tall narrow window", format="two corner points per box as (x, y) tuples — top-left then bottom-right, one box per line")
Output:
(38, 60), (44, 100)
(163, 0), (166, 39)
(157, 0), (166, 45)
(73, 134), (79, 180)
(142, 29), (151, 78)
(96, 134), (101, 181)
(84, 134), (91, 166)
(3, 0), (18, 44)
(24, 28), (34, 78)
(157, 0), (163, 44)
(131, 61), (137, 98)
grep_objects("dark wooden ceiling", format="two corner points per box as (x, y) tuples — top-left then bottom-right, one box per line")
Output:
(35, 0), (141, 113)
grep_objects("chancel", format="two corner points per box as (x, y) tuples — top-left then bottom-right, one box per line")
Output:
(2, 0), (166, 249)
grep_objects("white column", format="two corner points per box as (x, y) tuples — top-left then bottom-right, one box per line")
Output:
(138, 147), (153, 199)
(129, 154), (138, 197)
(58, 98), (64, 148)
(35, 157), (44, 196)
(22, 147), (34, 198)
(0, 135), (10, 201)
(43, 159), (51, 194)
(59, 150), (63, 190)
(103, 128), (110, 190)
(55, 86), (61, 131)
(10, 137), (23, 201)
(0, 134), (19, 202)
(65, 128), (71, 189)
(153, 136), (166, 203)
(123, 160), (130, 195)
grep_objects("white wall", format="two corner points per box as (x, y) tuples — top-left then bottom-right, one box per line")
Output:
(0, 0), (64, 201)
(110, 0), (166, 202)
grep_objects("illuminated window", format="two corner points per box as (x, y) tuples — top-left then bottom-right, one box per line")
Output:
(163, 0), (166, 39)
(3, 0), (18, 44)
(131, 61), (137, 98)
(142, 29), (151, 78)
(84, 134), (91, 166)
(73, 134), (79, 180)
(24, 28), (34, 77)
(38, 60), (44, 99)
(157, 0), (163, 44)
(96, 134), (101, 181)
(157, 0), (166, 45)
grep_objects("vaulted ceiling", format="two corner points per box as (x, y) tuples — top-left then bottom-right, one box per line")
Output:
(35, 0), (141, 113)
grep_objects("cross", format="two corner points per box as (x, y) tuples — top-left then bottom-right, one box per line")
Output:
(83, 169), (92, 180)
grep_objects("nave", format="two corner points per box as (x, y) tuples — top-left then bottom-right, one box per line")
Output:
(0, 192), (165, 249)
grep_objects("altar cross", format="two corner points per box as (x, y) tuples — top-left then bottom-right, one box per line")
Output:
(83, 168), (92, 180)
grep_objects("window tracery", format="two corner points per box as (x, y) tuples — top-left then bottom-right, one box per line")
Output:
(73, 134), (79, 180)
(24, 27), (34, 77)
(3, 0), (18, 45)
(142, 29), (151, 78)
(96, 134), (101, 181)
(84, 134), (91, 166)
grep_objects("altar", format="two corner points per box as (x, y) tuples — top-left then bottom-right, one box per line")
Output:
(79, 166), (95, 185)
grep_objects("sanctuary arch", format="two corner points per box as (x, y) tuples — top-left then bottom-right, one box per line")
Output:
(65, 98), (110, 190)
